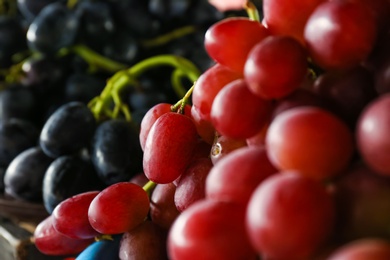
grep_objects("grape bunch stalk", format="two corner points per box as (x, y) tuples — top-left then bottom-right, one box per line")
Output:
(2, 0), (390, 259)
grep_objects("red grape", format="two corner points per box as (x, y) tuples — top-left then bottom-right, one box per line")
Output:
(304, 0), (377, 70)
(204, 17), (270, 74)
(139, 103), (172, 151)
(211, 79), (272, 139)
(244, 35), (308, 100)
(34, 215), (93, 256)
(150, 183), (181, 230)
(206, 146), (278, 205)
(266, 106), (354, 180)
(174, 158), (213, 211)
(262, 0), (326, 44)
(357, 94), (390, 175)
(210, 134), (247, 165)
(192, 63), (242, 122)
(246, 172), (335, 259)
(52, 191), (100, 239)
(143, 112), (198, 184)
(88, 182), (150, 234)
(168, 199), (257, 260)
(327, 238), (390, 260)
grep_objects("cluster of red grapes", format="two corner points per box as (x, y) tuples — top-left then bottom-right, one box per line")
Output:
(33, 0), (390, 259)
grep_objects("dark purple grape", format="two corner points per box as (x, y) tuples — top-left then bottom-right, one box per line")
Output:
(0, 118), (39, 168)
(0, 16), (27, 68)
(39, 101), (96, 158)
(43, 154), (105, 213)
(109, 0), (161, 38)
(0, 84), (38, 123)
(102, 32), (140, 65)
(75, 1), (116, 52)
(64, 73), (106, 104)
(4, 146), (53, 202)
(148, 0), (193, 20)
(21, 56), (70, 94)
(90, 119), (143, 185)
(17, 0), (65, 22)
(26, 2), (80, 54)
(128, 89), (170, 111)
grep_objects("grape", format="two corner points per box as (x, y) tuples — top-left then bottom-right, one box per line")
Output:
(168, 199), (257, 260)
(356, 94), (390, 175)
(266, 106), (354, 180)
(34, 215), (93, 256)
(119, 220), (169, 260)
(139, 103), (172, 151)
(304, 0), (378, 70)
(39, 101), (96, 158)
(0, 84), (38, 123)
(52, 191), (101, 239)
(327, 238), (390, 260)
(64, 73), (106, 104)
(174, 158), (213, 212)
(0, 118), (39, 168)
(206, 146), (277, 206)
(88, 182), (150, 235)
(271, 88), (326, 120)
(0, 16), (27, 68)
(246, 171), (335, 259)
(148, 0), (192, 20)
(190, 105), (215, 145)
(101, 32), (140, 65)
(244, 35), (308, 100)
(204, 17), (270, 74)
(75, 1), (116, 53)
(90, 119), (143, 185)
(333, 162), (390, 242)
(17, 0), (62, 22)
(4, 146), (53, 202)
(192, 63), (242, 122)
(150, 183), (181, 230)
(262, 0), (325, 44)
(26, 2), (80, 54)
(143, 112), (198, 184)
(210, 79), (272, 139)
(312, 65), (377, 128)
(210, 134), (247, 165)
(42, 154), (105, 213)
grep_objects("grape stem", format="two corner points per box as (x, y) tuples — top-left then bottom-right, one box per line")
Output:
(141, 25), (198, 49)
(244, 0), (261, 22)
(88, 55), (201, 122)
(143, 180), (157, 198)
(171, 84), (195, 114)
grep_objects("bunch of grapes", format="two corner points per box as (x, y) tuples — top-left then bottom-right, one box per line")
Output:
(2, 0), (390, 259)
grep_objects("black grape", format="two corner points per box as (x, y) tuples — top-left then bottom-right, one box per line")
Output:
(17, 0), (66, 22)
(0, 84), (38, 123)
(39, 101), (96, 158)
(0, 118), (39, 168)
(4, 146), (53, 202)
(0, 16), (27, 68)
(148, 0), (193, 21)
(90, 119), (143, 185)
(64, 73), (106, 104)
(75, 1), (116, 53)
(102, 32), (140, 65)
(26, 2), (79, 54)
(42, 154), (106, 213)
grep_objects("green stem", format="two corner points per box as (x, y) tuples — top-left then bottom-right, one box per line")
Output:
(143, 180), (157, 197)
(141, 26), (197, 49)
(68, 45), (128, 73)
(88, 55), (200, 122)
(245, 0), (261, 21)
